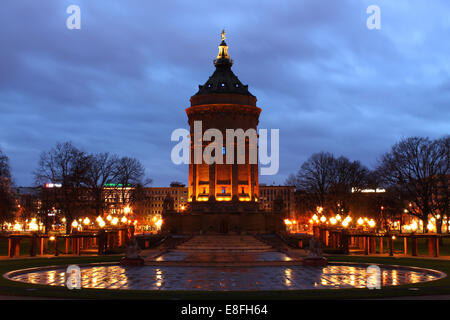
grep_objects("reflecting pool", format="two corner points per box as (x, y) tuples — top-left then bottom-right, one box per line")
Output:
(5, 263), (444, 291)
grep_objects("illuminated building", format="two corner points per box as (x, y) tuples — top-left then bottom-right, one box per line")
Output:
(163, 31), (283, 234)
(259, 185), (295, 218)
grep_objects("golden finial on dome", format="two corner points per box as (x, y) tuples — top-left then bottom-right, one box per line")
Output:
(221, 29), (226, 42)
(216, 29), (231, 62)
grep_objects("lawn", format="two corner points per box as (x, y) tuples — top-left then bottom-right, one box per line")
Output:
(0, 237), (74, 256)
(0, 255), (449, 299)
(390, 237), (450, 256)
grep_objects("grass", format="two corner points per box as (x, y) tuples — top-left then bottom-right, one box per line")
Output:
(391, 237), (450, 256)
(0, 237), (125, 256)
(343, 237), (450, 256)
(0, 237), (72, 256)
(0, 255), (449, 299)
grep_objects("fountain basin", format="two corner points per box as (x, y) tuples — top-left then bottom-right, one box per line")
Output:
(4, 262), (445, 291)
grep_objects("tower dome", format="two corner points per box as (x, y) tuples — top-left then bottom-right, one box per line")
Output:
(191, 30), (256, 106)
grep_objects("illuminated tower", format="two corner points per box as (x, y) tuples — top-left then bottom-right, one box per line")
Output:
(163, 31), (283, 234)
(186, 30), (261, 204)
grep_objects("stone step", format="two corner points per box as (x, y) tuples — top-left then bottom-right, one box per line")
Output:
(173, 248), (271, 252)
(174, 235), (274, 252)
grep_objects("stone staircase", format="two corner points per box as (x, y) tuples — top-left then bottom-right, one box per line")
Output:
(173, 235), (273, 252)
(145, 234), (304, 266)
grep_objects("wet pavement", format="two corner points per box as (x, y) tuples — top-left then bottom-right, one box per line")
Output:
(7, 264), (443, 291)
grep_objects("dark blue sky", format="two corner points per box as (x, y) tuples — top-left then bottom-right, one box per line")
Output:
(1, 0), (449, 187)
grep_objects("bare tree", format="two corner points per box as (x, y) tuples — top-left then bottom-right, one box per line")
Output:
(34, 142), (90, 233)
(296, 152), (335, 209)
(295, 152), (370, 215)
(329, 156), (371, 215)
(114, 156), (150, 207)
(85, 153), (119, 217)
(0, 148), (15, 225)
(0, 181), (15, 226)
(0, 148), (11, 179)
(284, 174), (298, 188)
(377, 136), (449, 233)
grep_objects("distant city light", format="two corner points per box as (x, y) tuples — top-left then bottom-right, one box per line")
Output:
(45, 183), (62, 188)
(351, 187), (386, 193)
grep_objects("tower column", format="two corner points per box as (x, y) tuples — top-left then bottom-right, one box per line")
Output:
(195, 163), (200, 199)
(247, 162), (252, 200)
(209, 164), (216, 200)
(250, 164), (255, 200)
(191, 149), (197, 200)
(232, 156), (238, 201)
(254, 164), (259, 200)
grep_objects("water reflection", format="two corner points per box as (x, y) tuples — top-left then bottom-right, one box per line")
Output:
(8, 264), (442, 291)
(284, 268), (292, 287)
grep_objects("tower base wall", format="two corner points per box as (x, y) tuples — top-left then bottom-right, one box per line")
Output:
(162, 210), (284, 235)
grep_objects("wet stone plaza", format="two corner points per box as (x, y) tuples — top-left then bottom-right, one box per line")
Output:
(7, 264), (443, 291)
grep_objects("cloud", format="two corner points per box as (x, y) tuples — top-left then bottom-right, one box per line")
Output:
(0, 0), (448, 186)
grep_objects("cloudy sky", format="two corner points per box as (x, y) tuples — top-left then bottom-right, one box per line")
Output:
(1, 0), (449, 186)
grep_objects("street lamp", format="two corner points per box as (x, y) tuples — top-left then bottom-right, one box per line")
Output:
(357, 217), (364, 226)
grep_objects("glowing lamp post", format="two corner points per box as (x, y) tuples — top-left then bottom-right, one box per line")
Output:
(284, 219), (292, 232)
(13, 222), (22, 232)
(357, 218), (364, 226)
(155, 219), (163, 230)
(71, 220), (80, 233)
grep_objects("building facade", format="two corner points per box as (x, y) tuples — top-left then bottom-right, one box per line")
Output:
(259, 185), (295, 218)
(134, 187), (188, 225)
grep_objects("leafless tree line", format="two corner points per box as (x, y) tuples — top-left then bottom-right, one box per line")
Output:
(33, 142), (151, 233)
(287, 135), (449, 233)
(0, 149), (15, 225)
(377, 136), (449, 232)
(286, 152), (374, 217)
